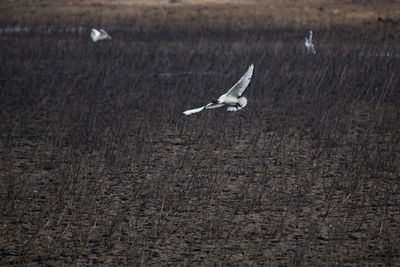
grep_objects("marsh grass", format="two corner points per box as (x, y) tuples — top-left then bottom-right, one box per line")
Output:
(0, 8), (399, 265)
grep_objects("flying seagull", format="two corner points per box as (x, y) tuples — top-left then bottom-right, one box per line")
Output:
(183, 64), (254, 115)
(91, 28), (111, 42)
(305, 30), (316, 54)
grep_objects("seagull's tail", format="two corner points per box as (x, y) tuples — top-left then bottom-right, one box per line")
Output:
(183, 106), (205, 115)
(227, 106), (240, 111)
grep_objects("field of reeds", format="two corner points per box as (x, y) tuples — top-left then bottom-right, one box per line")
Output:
(1, 0), (400, 265)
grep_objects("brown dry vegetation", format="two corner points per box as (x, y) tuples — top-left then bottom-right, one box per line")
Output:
(2, 0), (400, 26)
(1, 0), (400, 266)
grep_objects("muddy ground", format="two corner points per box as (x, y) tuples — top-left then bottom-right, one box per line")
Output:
(1, 0), (400, 265)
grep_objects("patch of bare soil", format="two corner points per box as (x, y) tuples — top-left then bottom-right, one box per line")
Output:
(0, 0), (400, 266)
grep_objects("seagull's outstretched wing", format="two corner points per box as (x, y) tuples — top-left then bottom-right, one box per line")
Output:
(100, 29), (111, 39)
(91, 28), (100, 42)
(183, 106), (205, 115)
(226, 64), (254, 98)
(183, 103), (225, 115)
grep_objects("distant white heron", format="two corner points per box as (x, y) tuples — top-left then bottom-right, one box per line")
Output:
(91, 28), (111, 42)
(183, 64), (254, 116)
(305, 30), (316, 54)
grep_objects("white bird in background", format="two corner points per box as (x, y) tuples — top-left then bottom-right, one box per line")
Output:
(91, 28), (111, 42)
(183, 64), (254, 116)
(305, 30), (316, 54)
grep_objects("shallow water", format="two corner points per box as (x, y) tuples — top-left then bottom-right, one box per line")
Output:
(358, 51), (400, 59)
(0, 25), (87, 34)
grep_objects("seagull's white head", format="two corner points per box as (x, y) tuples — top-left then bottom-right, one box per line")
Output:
(238, 97), (247, 108)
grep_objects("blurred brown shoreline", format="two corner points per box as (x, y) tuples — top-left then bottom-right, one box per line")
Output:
(1, 0), (400, 27)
